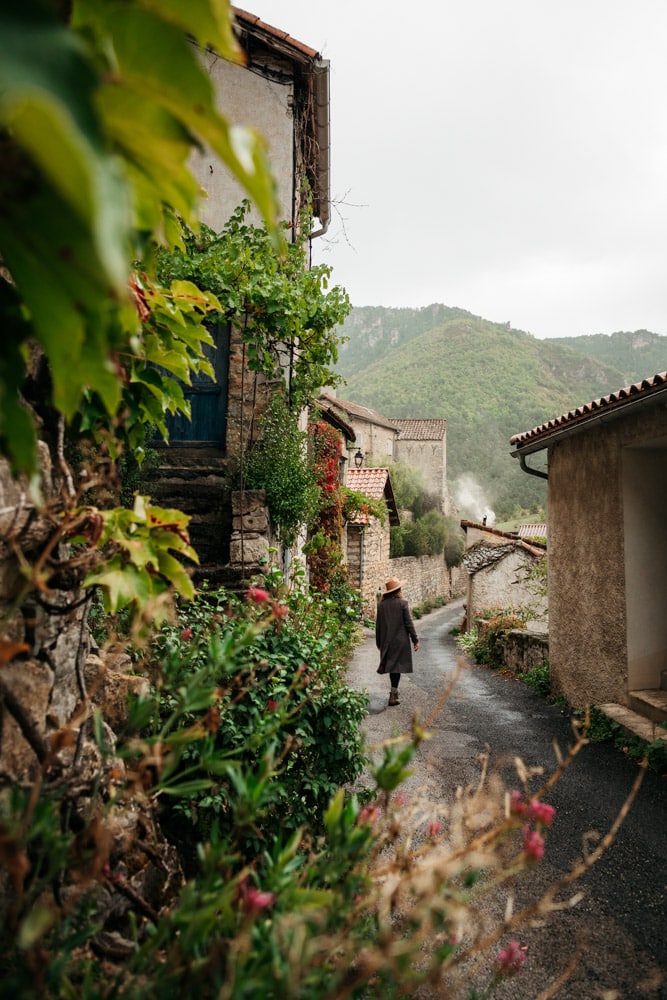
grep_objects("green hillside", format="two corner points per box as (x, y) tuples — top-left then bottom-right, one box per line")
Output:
(549, 330), (667, 385)
(335, 307), (646, 520)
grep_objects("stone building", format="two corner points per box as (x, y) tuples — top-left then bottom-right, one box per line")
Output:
(345, 467), (400, 618)
(392, 418), (449, 514)
(147, 10), (332, 581)
(511, 370), (667, 742)
(460, 520), (548, 632)
(317, 393), (399, 468)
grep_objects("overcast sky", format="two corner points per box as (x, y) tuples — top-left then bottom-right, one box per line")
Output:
(252, 1), (667, 340)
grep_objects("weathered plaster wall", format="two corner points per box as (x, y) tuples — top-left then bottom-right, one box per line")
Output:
(190, 51), (295, 231)
(464, 547), (548, 631)
(547, 403), (667, 708)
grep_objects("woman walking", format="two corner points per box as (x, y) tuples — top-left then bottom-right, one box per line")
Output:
(376, 577), (419, 706)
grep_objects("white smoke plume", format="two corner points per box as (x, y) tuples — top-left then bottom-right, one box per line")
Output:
(453, 473), (496, 525)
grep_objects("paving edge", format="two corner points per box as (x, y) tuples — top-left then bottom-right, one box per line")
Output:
(598, 702), (667, 744)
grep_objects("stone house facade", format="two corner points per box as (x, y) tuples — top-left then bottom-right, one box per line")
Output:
(317, 393), (399, 468)
(510, 371), (667, 740)
(318, 394), (457, 616)
(345, 467), (400, 618)
(148, 11), (332, 580)
(460, 520), (548, 632)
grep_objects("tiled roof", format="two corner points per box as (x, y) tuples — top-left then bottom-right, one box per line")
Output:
(318, 393), (399, 432)
(510, 371), (667, 453)
(460, 520), (546, 556)
(311, 399), (355, 442)
(517, 524), (547, 540)
(232, 7), (320, 61)
(392, 419), (447, 441)
(347, 467), (388, 499)
(346, 467), (400, 525)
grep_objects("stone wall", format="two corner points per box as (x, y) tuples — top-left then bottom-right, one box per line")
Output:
(349, 519), (392, 619)
(389, 554), (449, 609)
(500, 628), (549, 675)
(230, 489), (273, 570)
(395, 437), (449, 515)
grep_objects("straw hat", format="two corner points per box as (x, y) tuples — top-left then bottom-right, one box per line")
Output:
(383, 577), (403, 594)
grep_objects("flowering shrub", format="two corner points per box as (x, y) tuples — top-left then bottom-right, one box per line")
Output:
(141, 580), (368, 857)
(0, 577), (646, 998)
(456, 605), (529, 668)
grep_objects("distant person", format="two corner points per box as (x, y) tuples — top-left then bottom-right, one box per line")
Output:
(376, 577), (419, 707)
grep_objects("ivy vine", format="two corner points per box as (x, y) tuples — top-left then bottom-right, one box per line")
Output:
(156, 202), (351, 410)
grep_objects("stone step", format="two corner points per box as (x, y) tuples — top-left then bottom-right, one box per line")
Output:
(627, 689), (667, 725)
(599, 702), (667, 745)
(191, 564), (254, 592)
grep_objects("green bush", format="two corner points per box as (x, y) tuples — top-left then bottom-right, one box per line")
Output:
(142, 581), (368, 858)
(0, 579), (610, 999)
(520, 661), (551, 698)
(456, 607), (528, 669)
(244, 394), (320, 545)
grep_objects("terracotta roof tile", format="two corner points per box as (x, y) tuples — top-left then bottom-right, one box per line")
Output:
(346, 467), (400, 526)
(347, 466), (389, 500)
(392, 418), (447, 441)
(517, 524), (547, 540)
(510, 371), (667, 452)
(460, 520), (546, 555)
(232, 7), (320, 60)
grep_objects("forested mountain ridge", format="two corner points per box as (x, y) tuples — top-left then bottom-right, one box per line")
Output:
(549, 329), (667, 385)
(334, 306), (666, 520)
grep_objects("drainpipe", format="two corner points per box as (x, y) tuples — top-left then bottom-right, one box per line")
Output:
(518, 454), (548, 480)
(309, 60), (330, 240)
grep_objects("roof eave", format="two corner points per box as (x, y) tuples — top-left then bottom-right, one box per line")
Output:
(511, 378), (667, 457)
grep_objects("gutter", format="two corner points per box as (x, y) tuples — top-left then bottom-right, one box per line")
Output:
(511, 382), (667, 479)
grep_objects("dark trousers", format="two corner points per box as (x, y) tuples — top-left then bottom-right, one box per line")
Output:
(389, 672), (401, 688)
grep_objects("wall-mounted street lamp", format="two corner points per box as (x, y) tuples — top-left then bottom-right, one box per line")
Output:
(354, 448), (364, 468)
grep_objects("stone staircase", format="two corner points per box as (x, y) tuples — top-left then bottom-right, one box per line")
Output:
(599, 669), (667, 745)
(145, 448), (245, 591)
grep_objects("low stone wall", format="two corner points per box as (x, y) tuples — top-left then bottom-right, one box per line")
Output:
(389, 554), (450, 610)
(500, 628), (549, 675)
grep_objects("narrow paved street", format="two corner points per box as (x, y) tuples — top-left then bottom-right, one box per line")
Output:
(346, 599), (666, 999)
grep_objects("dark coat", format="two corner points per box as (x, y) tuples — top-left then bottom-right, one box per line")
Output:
(375, 595), (418, 674)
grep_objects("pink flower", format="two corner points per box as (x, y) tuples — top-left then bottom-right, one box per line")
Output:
(522, 824), (545, 861)
(495, 939), (528, 977)
(180, 627), (193, 641)
(267, 698), (279, 711)
(272, 602), (288, 619)
(243, 886), (276, 915)
(527, 800), (556, 827)
(358, 805), (381, 825)
(246, 586), (270, 604)
(510, 790), (527, 816)
(427, 820), (443, 838)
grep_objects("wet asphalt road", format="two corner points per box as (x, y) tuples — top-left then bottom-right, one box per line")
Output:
(347, 599), (667, 999)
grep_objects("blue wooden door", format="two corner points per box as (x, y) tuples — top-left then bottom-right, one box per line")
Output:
(165, 319), (230, 445)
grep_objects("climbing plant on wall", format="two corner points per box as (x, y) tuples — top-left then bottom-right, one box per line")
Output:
(0, 0), (279, 481)
(155, 202), (351, 411)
